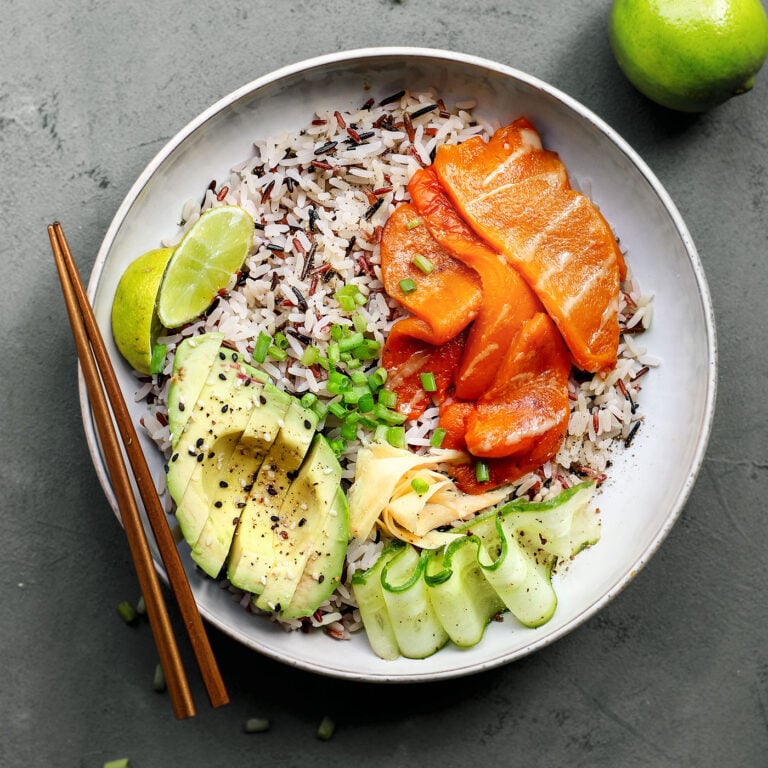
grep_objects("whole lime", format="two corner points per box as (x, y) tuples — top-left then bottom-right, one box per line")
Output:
(111, 247), (174, 374)
(609, 0), (768, 112)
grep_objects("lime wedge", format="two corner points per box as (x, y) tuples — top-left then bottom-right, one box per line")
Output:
(157, 206), (254, 328)
(111, 247), (174, 374)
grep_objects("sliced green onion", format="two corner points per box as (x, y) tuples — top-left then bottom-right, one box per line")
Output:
(330, 323), (345, 341)
(311, 400), (328, 420)
(354, 291), (367, 306)
(377, 389), (397, 409)
(346, 357), (362, 370)
(153, 663), (166, 692)
(406, 217), (421, 230)
(386, 426), (406, 449)
(357, 392), (375, 413)
(353, 312), (368, 334)
(352, 339), (381, 360)
(327, 370), (350, 394)
(359, 416), (379, 430)
(244, 717), (271, 734)
(268, 345), (287, 361)
(420, 371), (437, 392)
(367, 367), (387, 390)
(300, 345), (319, 366)
(399, 278), (417, 294)
(103, 760), (130, 768)
(329, 438), (347, 456)
(253, 331), (271, 363)
(273, 331), (289, 349)
(429, 427), (447, 448)
(316, 355), (331, 371)
(336, 294), (357, 312)
(300, 392), (318, 409)
(412, 254), (434, 275)
(328, 342), (341, 366)
(411, 477), (430, 495)
(316, 716), (336, 741)
(338, 331), (364, 352)
(350, 370), (368, 386)
(475, 460), (490, 483)
(374, 402), (406, 425)
(327, 401), (347, 419)
(117, 601), (137, 625)
(340, 420), (358, 440)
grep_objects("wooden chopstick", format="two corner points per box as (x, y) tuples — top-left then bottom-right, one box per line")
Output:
(48, 222), (229, 717)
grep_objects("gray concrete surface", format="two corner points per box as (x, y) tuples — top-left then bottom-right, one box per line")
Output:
(2, 1), (767, 766)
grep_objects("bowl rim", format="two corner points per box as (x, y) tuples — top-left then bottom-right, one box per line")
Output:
(79, 46), (718, 682)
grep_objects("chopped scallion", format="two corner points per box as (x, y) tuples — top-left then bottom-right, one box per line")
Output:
(386, 426), (406, 449)
(429, 427), (447, 448)
(340, 420), (358, 440)
(377, 389), (397, 409)
(244, 717), (271, 734)
(353, 312), (368, 334)
(273, 331), (289, 349)
(268, 345), (287, 361)
(357, 392), (375, 413)
(420, 371), (437, 392)
(411, 477), (430, 495)
(300, 346), (319, 366)
(329, 438), (347, 456)
(327, 401), (347, 419)
(300, 392), (318, 409)
(338, 331), (364, 352)
(117, 601), (137, 625)
(399, 278), (417, 294)
(475, 460), (490, 483)
(103, 760), (130, 768)
(316, 716), (336, 741)
(253, 331), (271, 363)
(406, 217), (421, 230)
(412, 254), (434, 275)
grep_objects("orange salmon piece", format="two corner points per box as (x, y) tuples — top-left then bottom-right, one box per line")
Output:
(381, 319), (467, 420)
(464, 312), (571, 459)
(434, 120), (624, 373)
(380, 202), (482, 345)
(407, 167), (543, 400)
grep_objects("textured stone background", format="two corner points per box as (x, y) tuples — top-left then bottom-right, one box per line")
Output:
(2, 1), (767, 766)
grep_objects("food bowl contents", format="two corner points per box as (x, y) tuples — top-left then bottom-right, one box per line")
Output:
(113, 89), (656, 658)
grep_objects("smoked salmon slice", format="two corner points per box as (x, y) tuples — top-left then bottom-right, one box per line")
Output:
(381, 319), (467, 420)
(407, 167), (544, 400)
(434, 119), (624, 373)
(380, 202), (481, 346)
(464, 312), (571, 459)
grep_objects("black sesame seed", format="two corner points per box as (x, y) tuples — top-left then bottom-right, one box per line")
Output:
(298, 518), (306, 527)
(208, 451), (215, 459)
(178, 402), (185, 412)
(219, 351), (226, 360)
(303, 420), (312, 430)
(236, 502), (246, 509)
(219, 373), (227, 381)
(267, 486), (278, 496)
(219, 480), (229, 488)
(214, 501), (223, 508)
(270, 515), (279, 522)
(171, 453), (179, 462)
(196, 438), (204, 448)
(221, 404), (229, 413)
(197, 454), (205, 463)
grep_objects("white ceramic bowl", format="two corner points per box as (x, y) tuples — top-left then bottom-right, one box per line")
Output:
(82, 47), (717, 682)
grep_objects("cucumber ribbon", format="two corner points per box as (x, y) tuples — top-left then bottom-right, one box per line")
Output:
(351, 481), (600, 660)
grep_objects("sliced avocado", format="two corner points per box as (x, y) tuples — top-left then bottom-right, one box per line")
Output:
(255, 434), (342, 615)
(227, 399), (318, 594)
(190, 385), (292, 578)
(281, 486), (349, 620)
(168, 349), (266, 546)
(167, 332), (224, 447)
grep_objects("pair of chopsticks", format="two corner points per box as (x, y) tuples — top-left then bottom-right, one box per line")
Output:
(48, 222), (229, 720)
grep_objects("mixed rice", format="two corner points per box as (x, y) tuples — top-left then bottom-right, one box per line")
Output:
(134, 88), (657, 638)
